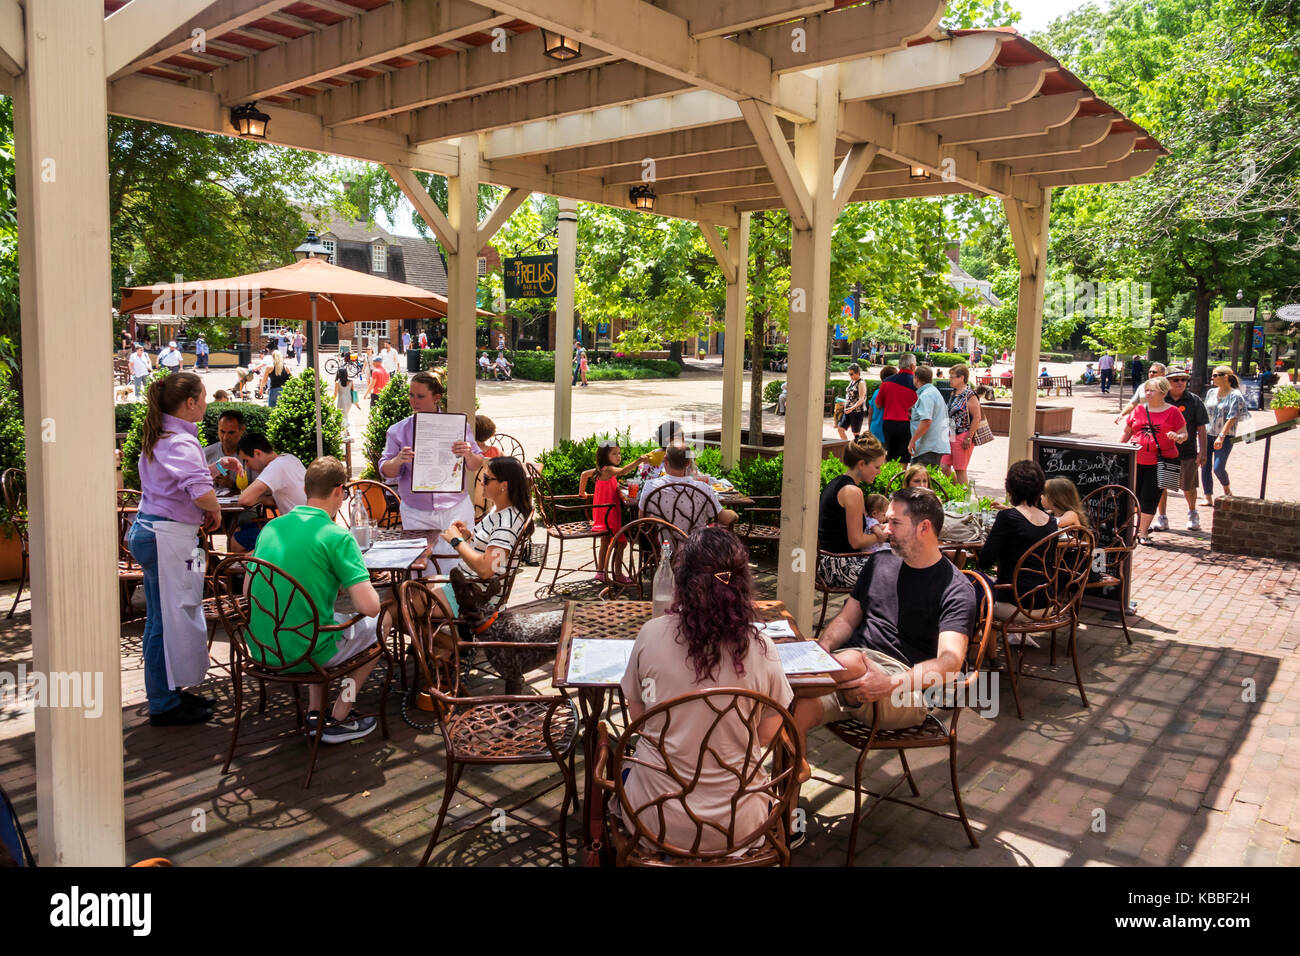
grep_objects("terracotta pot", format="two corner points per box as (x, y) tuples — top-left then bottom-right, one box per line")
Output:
(1274, 405), (1299, 423)
(0, 527), (23, 583)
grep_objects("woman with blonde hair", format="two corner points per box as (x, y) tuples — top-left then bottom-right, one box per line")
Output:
(261, 349), (292, 408)
(1042, 477), (1090, 532)
(1120, 375), (1187, 545)
(1202, 365), (1248, 506)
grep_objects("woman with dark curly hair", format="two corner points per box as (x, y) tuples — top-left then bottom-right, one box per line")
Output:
(618, 527), (794, 853)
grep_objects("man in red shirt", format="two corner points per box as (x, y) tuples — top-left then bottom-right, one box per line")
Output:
(875, 353), (919, 462)
(366, 357), (390, 404)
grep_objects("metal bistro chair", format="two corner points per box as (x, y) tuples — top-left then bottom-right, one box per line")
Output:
(116, 489), (145, 622)
(639, 481), (720, 535)
(813, 570), (994, 861)
(213, 555), (392, 788)
(592, 689), (802, 867)
(732, 495), (782, 553)
(991, 527), (1095, 720)
(342, 479), (402, 529)
(813, 548), (874, 637)
(1082, 484), (1140, 646)
(484, 433), (526, 462)
(527, 463), (615, 595)
(598, 516), (687, 600)
(398, 578), (578, 866)
(2, 468), (27, 619)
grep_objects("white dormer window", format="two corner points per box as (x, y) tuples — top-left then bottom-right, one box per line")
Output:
(321, 239), (335, 264)
(371, 242), (386, 273)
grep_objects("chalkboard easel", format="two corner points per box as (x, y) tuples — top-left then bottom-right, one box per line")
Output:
(1031, 435), (1138, 618)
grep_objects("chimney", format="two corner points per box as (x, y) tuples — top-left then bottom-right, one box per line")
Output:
(945, 242), (961, 267)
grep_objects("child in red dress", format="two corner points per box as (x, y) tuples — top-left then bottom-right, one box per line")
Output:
(579, 441), (650, 581)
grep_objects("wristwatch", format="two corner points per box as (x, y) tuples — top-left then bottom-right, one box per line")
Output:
(448, 536), (464, 549)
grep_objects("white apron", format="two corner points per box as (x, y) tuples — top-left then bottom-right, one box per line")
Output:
(154, 519), (210, 688)
(400, 495), (474, 578)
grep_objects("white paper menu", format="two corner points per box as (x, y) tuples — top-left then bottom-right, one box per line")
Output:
(567, 639), (635, 684)
(410, 412), (468, 493)
(775, 641), (843, 675)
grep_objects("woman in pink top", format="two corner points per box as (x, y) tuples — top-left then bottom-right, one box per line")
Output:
(618, 528), (794, 854)
(1121, 375), (1187, 545)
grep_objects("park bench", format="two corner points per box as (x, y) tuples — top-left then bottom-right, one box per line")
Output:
(1038, 375), (1072, 397)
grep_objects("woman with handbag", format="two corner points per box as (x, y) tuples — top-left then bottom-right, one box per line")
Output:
(333, 362), (355, 431)
(1120, 376), (1187, 546)
(1202, 365), (1248, 507)
(942, 364), (988, 485)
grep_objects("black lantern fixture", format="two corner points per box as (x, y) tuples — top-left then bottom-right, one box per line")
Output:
(541, 30), (581, 61)
(629, 185), (656, 211)
(230, 102), (270, 139)
(909, 165), (932, 182)
(293, 229), (330, 261)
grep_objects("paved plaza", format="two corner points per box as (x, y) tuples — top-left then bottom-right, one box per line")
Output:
(2, 361), (1298, 866)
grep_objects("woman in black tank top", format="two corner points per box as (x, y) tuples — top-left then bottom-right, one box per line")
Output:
(817, 437), (888, 588)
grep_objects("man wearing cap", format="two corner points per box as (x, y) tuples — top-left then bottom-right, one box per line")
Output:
(158, 340), (183, 374)
(1157, 368), (1208, 531)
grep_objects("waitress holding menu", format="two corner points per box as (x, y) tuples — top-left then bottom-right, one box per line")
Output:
(379, 371), (483, 564)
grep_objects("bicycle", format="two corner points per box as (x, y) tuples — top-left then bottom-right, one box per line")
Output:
(324, 355), (364, 378)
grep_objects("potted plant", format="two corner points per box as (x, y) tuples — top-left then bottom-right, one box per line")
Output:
(1271, 384), (1300, 423)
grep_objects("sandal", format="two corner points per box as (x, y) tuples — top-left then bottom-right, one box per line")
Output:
(1136, 535), (1154, 546)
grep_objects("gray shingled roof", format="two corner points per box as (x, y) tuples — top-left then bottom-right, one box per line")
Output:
(310, 209), (399, 245)
(398, 236), (449, 296)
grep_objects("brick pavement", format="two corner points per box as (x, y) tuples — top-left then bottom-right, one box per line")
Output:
(2, 363), (1294, 866)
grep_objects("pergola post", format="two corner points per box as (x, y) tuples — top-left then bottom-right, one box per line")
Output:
(703, 214), (750, 468)
(1003, 188), (1053, 465)
(778, 68), (838, 631)
(553, 199), (578, 446)
(445, 139), (479, 420)
(14, 0), (124, 865)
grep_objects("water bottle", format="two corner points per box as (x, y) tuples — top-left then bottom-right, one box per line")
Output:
(350, 491), (372, 550)
(651, 541), (676, 618)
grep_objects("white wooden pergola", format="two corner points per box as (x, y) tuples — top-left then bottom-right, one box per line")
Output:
(1, 0), (1162, 864)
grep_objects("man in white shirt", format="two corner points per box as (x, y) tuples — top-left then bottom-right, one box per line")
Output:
(478, 353), (492, 377)
(493, 354), (513, 381)
(230, 434), (308, 552)
(129, 345), (153, 398)
(639, 444), (736, 531)
(158, 341), (183, 373)
(378, 339), (400, 376)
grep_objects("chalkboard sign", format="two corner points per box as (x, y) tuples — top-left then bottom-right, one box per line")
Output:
(1032, 436), (1137, 615)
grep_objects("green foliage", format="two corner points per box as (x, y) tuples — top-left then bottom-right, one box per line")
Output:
(724, 455), (785, 499)
(1271, 385), (1300, 410)
(114, 404), (138, 435)
(0, 97), (18, 384)
(418, 347), (448, 370)
(509, 350), (680, 382)
(0, 380), (25, 474)
(537, 428), (658, 496)
(363, 372), (411, 475)
(119, 369), (171, 490)
(265, 370), (344, 465)
(942, 0), (1021, 29)
(763, 379), (784, 404)
(1041, 352), (1076, 364)
(198, 402), (272, 444)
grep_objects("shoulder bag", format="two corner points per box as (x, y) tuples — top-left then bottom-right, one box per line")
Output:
(1143, 408), (1182, 491)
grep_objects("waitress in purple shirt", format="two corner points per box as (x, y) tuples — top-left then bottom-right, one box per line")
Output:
(379, 372), (483, 565)
(126, 373), (235, 726)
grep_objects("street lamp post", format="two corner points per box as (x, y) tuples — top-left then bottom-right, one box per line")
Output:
(293, 230), (331, 457)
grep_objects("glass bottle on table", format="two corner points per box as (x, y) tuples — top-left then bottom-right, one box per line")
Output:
(651, 541), (675, 618)
(350, 490), (372, 550)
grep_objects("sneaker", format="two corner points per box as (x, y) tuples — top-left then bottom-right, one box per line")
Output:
(321, 710), (377, 744)
(149, 701), (214, 727)
(1186, 510), (1201, 532)
(1151, 514), (1169, 531)
(177, 689), (216, 709)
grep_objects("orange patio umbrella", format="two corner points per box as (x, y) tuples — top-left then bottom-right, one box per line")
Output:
(119, 256), (487, 457)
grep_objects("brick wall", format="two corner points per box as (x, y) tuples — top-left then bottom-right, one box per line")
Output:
(1211, 497), (1300, 561)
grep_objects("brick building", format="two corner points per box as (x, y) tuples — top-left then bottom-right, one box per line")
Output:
(913, 247), (1000, 353)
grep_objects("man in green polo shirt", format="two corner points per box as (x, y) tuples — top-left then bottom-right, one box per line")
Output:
(249, 456), (382, 744)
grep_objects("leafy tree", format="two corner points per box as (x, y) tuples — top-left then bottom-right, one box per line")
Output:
(265, 369), (344, 465)
(942, 0), (1022, 29)
(0, 96), (19, 385)
(362, 371), (410, 477)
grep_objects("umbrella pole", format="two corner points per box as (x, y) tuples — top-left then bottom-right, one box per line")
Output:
(311, 292), (323, 459)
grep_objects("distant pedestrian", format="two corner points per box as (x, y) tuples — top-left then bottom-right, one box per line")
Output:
(1098, 352), (1115, 394)
(402, 330), (411, 354)
(194, 336), (209, 371)
(1129, 354), (1144, 386)
(418, 329), (428, 350)
(129, 345), (153, 398)
(293, 330), (305, 367)
(158, 341), (183, 374)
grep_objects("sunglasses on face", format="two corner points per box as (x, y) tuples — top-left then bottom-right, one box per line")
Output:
(480, 473), (500, 485)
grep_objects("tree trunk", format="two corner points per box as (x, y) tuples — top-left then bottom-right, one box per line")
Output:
(749, 311), (767, 446)
(1191, 278), (1212, 394)
(667, 339), (683, 365)
(1152, 323), (1168, 365)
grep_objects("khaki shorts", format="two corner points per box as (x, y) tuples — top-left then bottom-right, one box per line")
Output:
(324, 614), (379, 667)
(818, 647), (929, 731)
(1178, 457), (1198, 493)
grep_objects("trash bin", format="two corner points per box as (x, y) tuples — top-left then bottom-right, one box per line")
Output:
(407, 348), (422, 373)
(236, 342), (251, 367)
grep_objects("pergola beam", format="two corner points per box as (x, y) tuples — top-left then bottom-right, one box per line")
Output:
(386, 163), (457, 253)
(477, 187), (529, 246)
(601, 145), (771, 185)
(739, 97), (813, 229)
(107, 0), (285, 81)
(0, 0), (24, 76)
(838, 32), (1004, 101)
(411, 60), (690, 143)
(211, 0), (511, 104)
(484, 0), (818, 121)
(738, 0), (946, 72)
(970, 115), (1114, 161)
(105, 0), (223, 78)
(539, 121), (767, 172)
(662, 0), (832, 38)
(1005, 131), (1137, 176)
(1033, 150), (1161, 187)
(871, 62), (1049, 125)
(832, 142), (879, 217)
(922, 91), (1086, 144)
(319, 39), (617, 127)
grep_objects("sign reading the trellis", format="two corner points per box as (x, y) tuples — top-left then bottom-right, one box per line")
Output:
(503, 255), (558, 300)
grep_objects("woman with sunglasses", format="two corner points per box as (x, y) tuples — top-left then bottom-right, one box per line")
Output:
(432, 456), (531, 619)
(1202, 366), (1248, 507)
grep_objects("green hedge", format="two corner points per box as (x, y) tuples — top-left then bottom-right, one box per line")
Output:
(511, 350), (681, 382)
(114, 404), (137, 434)
(1042, 351), (1075, 364)
(363, 372), (411, 477)
(764, 377), (883, 406)
(266, 370), (345, 465)
(199, 402), (272, 445)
